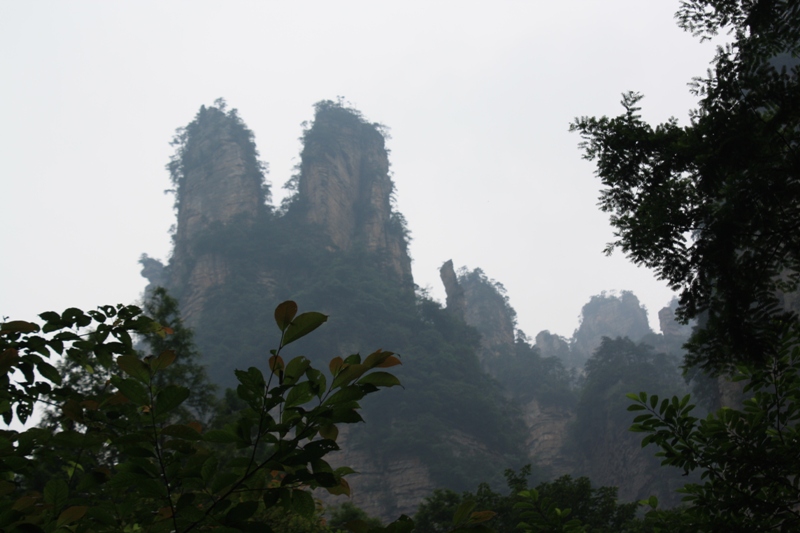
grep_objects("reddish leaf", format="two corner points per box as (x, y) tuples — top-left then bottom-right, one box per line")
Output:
(151, 350), (176, 372)
(329, 356), (344, 375)
(57, 506), (88, 527)
(377, 355), (402, 368)
(470, 511), (497, 523)
(274, 301), (298, 332)
(325, 477), (351, 496)
(269, 355), (285, 373)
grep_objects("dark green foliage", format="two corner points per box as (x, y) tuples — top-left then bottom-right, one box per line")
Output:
(629, 324), (800, 532)
(574, 337), (687, 454)
(327, 502), (383, 531)
(0, 301), (401, 532)
(455, 268), (575, 408)
(38, 288), (218, 430)
(493, 339), (576, 408)
(414, 466), (641, 533)
(570, 2), (800, 374)
(573, 2), (800, 530)
(570, 338), (690, 507)
(142, 287), (218, 423)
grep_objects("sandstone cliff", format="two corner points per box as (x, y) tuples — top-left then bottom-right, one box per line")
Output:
(451, 267), (516, 369)
(439, 260), (466, 319)
(570, 291), (653, 366)
(147, 101), (521, 518)
(321, 426), (437, 521)
(290, 101), (412, 285)
(165, 103), (270, 326)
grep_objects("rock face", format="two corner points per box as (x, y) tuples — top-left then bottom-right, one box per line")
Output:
(577, 416), (685, 504)
(439, 260), (466, 318)
(292, 102), (412, 285)
(322, 426), (436, 521)
(571, 291), (652, 365)
(522, 398), (574, 476)
(172, 107), (265, 247)
(658, 299), (693, 340)
(166, 105), (269, 325)
(534, 331), (574, 368)
(149, 101), (446, 518)
(457, 268), (516, 367)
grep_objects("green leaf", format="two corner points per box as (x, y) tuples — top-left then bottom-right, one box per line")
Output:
(155, 385), (190, 416)
(36, 360), (62, 385)
(306, 367), (327, 398)
(0, 320), (39, 334)
(39, 311), (60, 322)
(117, 354), (151, 384)
(44, 478), (69, 512)
(330, 407), (364, 424)
(274, 301), (298, 332)
(319, 424), (338, 441)
(161, 424), (202, 441)
(201, 455), (218, 482)
(323, 385), (365, 406)
(288, 489), (315, 518)
(344, 354), (361, 365)
(236, 366), (266, 391)
(453, 499), (477, 526)
(212, 472), (241, 494)
(384, 515), (415, 533)
(357, 371), (401, 388)
(226, 501), (260, 524)
(284, 356), (311, 386)
(282, 312), (328, 347)
(331, 364), (368, 389)
(285, 381), (314, 408)
(204, 429), (240, 443)
(112, 377), (149, 406)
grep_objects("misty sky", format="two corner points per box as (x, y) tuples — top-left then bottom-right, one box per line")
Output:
(1, 1), (721, 339)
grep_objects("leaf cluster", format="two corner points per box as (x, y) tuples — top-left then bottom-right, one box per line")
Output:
(570, 1), (800, 374)
(628, 325), (800, 531)
(0, 300), (401, 532)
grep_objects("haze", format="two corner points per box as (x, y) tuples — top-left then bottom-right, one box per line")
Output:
(0, 1), (718, 337)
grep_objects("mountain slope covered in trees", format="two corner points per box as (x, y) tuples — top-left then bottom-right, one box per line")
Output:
(139, 99), (695, 518)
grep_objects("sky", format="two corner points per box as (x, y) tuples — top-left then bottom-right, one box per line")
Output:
(0, 1), (723, 340)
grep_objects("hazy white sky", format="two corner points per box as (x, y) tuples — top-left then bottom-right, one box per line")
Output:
(1, 1), (721, 339)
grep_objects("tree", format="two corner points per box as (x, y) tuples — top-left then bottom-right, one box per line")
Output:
(0, 300), (402, 532)
(570, 0), (800, 373)
(39, 287), (218, 431)
(413, 466), (642, 533)
(628, 322), (800, 531)
(571, 1), (800, 530)
(141, 287), (218, 423)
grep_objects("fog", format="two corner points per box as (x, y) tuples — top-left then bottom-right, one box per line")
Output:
(0, 1), (719, 336)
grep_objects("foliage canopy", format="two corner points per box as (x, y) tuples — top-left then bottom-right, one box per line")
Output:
(571, 0), (800, 373)
(0, 300), (401, 532)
